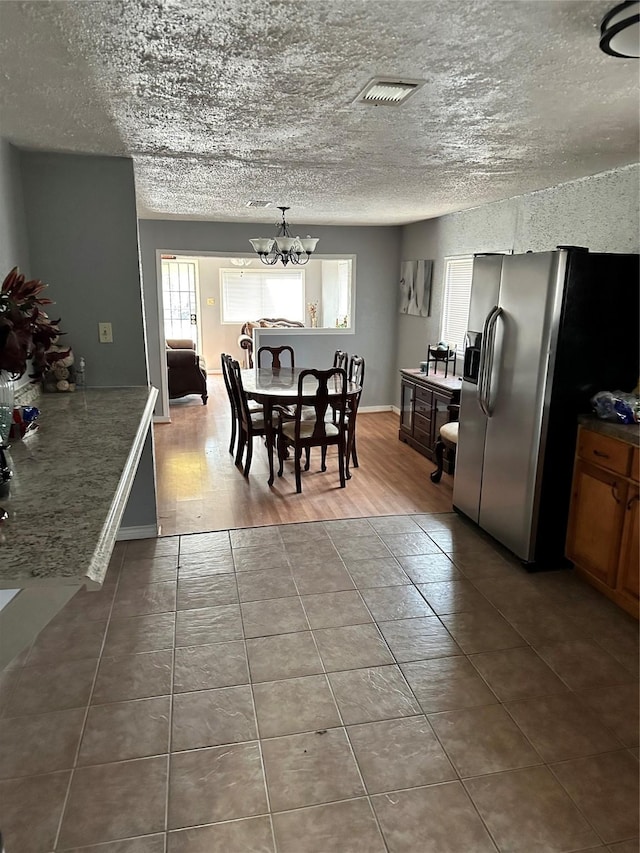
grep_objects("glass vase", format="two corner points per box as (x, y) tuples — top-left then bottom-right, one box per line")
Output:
(0, 370), (15, 446)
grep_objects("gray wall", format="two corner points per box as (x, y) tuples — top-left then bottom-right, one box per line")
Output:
(396, 164), (640, 402)
(0, 141), (32, 392)
(139, 220), (402, 413)
(20, 151), (148, 388)
(18, 150), (156, 531)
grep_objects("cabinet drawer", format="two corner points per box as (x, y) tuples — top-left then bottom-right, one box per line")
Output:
(578, 429), (631, 476)
(413, 412), (432, 435)
(632, 447), (639, 483)
(414, 398), (432, 417)
(415, 385), (432, 406)
(413, 423), (432, 448)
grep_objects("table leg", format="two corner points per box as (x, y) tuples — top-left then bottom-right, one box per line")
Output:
(265, 400), (275, 486)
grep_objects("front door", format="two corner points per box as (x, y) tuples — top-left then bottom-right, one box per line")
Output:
(162, 258), (200, 348)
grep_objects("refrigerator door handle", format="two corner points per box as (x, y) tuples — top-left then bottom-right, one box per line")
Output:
(484, 307), (503, 417)
(477, 305), (499, 416)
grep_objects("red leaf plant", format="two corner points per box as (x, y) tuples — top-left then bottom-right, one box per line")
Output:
(0, 267), (66, 381)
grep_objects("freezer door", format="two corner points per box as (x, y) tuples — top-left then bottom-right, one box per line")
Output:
(478, 251), (565, 560)
(453, 255), (503, 523)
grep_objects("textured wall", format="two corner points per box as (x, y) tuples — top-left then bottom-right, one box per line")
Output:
(396, 165), (640, 402)
(139, 220), (402, 414)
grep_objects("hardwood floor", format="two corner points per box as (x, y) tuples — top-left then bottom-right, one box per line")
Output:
(154, 375), (454, 535)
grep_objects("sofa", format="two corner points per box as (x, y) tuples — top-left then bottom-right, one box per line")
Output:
(237, 318), (305, 367)
(166, 338), (208, 404)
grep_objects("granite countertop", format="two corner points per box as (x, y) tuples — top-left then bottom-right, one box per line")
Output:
(578, 414), (640, 447)
(0, 386), (157, 589)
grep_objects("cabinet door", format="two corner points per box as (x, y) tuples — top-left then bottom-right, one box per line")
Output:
(617, 485), (639, 604)
(566, 460), (627, 587)
(433, 392), (453, 446)
(400, 379), (414, 435)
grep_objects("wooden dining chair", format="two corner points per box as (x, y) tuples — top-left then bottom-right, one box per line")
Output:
(257, 345), (295, 369)
(220, 353), (238, 455)
(221, 353), (262, 456)
(277, 368), (348, 493)
(228, 358), (267, 477)
(344, 355), (365, 476)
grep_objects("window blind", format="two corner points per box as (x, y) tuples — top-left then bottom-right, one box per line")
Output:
(441, 256), (474, 353)
(220, 269), (305, 323)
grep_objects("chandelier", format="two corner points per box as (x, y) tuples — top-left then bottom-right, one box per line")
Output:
(249, 207), (319, 266)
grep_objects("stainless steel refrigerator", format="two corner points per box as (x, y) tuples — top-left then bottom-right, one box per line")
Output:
(453, 247), (639, 569)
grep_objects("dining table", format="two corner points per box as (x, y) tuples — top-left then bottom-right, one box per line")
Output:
(241, 367), (361, 486)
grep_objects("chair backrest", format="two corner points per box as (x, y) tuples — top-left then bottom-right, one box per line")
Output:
(348, 355), (365, 394)
(167, 338), (196, 351)
(333, 350), (348, 370)
(220, 353), (237, 413)
(227, 358), (253, 429)
(257, 345), (295, 370)
(293, 368), (347, 442)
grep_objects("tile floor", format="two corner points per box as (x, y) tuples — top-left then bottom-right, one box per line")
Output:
(0, 512), (638, 852)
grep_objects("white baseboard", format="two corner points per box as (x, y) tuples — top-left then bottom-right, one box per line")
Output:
(153, 415), (171, 424)
(117, 524), (159, 542)
(358, 405), (394, 413)
(391, 405), (400, 415)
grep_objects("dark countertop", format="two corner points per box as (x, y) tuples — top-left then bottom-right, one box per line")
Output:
(578, 414), (640, 447)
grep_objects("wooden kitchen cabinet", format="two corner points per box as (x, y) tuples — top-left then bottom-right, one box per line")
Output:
(566, 424), (639, 618)
(398, 370), (461, 474)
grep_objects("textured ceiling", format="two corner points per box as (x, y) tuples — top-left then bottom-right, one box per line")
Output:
(0, 0), (638, 225)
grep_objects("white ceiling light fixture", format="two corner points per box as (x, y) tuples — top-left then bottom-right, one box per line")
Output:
(600, 0), (640, 57)
(229, 258), (253, 266)
(245, 200), (273, 208)
(249, 206), (319, 267)
(354, 76), (425, 106)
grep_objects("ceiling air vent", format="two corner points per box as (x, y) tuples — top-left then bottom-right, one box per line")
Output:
(245, 200), (273, 208)
(355, 77), (425, 106)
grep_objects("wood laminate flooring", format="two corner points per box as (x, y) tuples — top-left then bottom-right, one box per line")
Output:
(154, 376), (454, 536)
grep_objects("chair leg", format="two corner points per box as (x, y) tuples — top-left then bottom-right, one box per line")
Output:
(235, 431), (245, 468)
(229, 415), (237, 455)
(430, 438), (444, 483)
(294, 448), (303, 493)
(338, 441), (346, 488)
(202, 394), (208, 405)
(304, 447), (311, 471)
(277, 436), (285, 477)
(243, 436), (253, 477)
(321, 446), (327, 472)
(351, 434), (359, 468)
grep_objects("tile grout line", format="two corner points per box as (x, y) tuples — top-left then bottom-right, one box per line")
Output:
(291, 538), (392, 853)
(162, 537), (185, 853)
(51, 547), (124, 852)
(231, 529), (279, 853)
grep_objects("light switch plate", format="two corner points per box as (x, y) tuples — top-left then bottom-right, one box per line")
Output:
(98, 322), (113, 343)
(207, 298), (216, 306)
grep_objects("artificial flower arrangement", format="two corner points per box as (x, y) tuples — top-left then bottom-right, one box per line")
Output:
(0, 267), (68, 382)
(308, 301), (318, 328)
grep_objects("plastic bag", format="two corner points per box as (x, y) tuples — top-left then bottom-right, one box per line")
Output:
(591, 390), (640, 424)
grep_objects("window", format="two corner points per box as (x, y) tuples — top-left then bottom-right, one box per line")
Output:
(440, 255), (474, 353)
(220, 269), (305, 323)
(162, 259), (199, 343)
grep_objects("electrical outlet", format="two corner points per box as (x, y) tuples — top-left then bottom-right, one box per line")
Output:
(98, 322), (113, 343)
(207, 297), (215, 306)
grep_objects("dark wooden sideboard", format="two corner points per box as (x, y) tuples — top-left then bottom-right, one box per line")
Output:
(399, 369), (462, 474)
